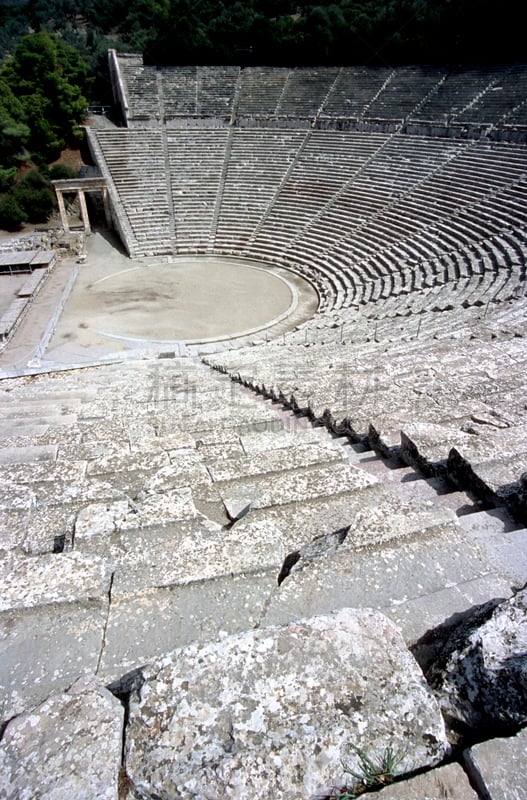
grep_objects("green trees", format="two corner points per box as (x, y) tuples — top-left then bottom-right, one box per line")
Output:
(1, 31), (89, 160)
(0, 0), (524, 71)
(0, 31), (89, 230)
(0, 78), (30, 167)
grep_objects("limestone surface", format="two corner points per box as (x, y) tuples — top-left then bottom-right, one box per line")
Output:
(0, 677), (124, 800)
(464, 727), (527, 800)
(362, 762), (479, 799)
(125, 608), (448, 800)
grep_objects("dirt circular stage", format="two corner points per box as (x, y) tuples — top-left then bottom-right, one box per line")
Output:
(43, 234), (318, 363)
(88, 258), (295, 342)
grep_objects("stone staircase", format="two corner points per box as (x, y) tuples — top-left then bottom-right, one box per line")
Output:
(0, 356), (526, 797)
(1, 357), (524, 715)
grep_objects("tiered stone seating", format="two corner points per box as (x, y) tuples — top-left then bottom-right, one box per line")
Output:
(364, 66), (446, 122)
(98, 58), (527, 313)
(275, 67), (339, 118)
(162, 66), (198, 117)
(214, 129), (305, 250)
(121, 63), (160, 124)
(410, 66), (509, 123)
(1, 356), (523, 730)
(197, 65), (239, 118)
(167, 128), (229, 251)
(206, 310), (527, 518)
(91, 113), (526, 316)
(3, 59), (527, 798)
(236, 66), (289, 118)
(112, 59), (527, 139)
(319, 66), (394, 119)
(455, 64), (527, 125)
(90, 129), (172, 257)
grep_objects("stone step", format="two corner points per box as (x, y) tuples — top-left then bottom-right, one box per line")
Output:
(0, 444), (58, 466)
(0, 415), (78, 439)
(333, 440), (483, 515)
(457, 508), (527, 588)
(206, 439), (346, 482)
(259, 522), (514, 651)
(0, 552), (114, 719)
(245, 481), (458, 551)
(449, 447), (527, 518)
(239, 426), (329, 454)
(217, 461), (378, 520)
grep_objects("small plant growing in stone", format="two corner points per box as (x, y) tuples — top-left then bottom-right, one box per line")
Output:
(333, 744), (404, 798)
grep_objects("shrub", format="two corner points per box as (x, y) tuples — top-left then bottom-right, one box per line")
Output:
(12, 168), (55, 223)
(49, 163), (75, 180)
(0, 193), (27, 230)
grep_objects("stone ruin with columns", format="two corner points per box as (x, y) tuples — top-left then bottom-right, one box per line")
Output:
(0, 56), (527, 799)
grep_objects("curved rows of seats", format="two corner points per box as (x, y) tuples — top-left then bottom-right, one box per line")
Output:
(114, 56), (527, 137)
(89, 123), (527, 317)
(205, 305), (527, 521)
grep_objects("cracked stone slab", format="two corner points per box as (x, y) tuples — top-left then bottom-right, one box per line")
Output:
(99, 570), (278, 680)
(74, 500), (130, 550)
(248, 482), (457, 553)
(74, 489), (203, 551)
(0, 676), (123, 800)
(261, 524), (492, 643)
(125, 608), (448, 800)
(464, 727), (527, 800)
(120, 487), (201, 528)
(110, 519), (287, 596)
(364, 762), (478, 799)
(219, 462), (377, 519)
(23, 504), (79, 554)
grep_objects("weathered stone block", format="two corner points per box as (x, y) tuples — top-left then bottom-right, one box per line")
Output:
(464, 727), (527, 800)
(362, 762), (479, 799)
(125, 608), (448, 800)
(0, 677), (123, 800)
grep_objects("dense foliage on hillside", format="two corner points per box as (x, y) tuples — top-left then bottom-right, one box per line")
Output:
(1, 0), (524, 71)
(0, 30), (88, 229)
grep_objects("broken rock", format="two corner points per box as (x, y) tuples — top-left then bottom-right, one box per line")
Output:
(125, 607), (448, 800)
(0, 677), (124, 800)
(425, 587), (527, 733)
